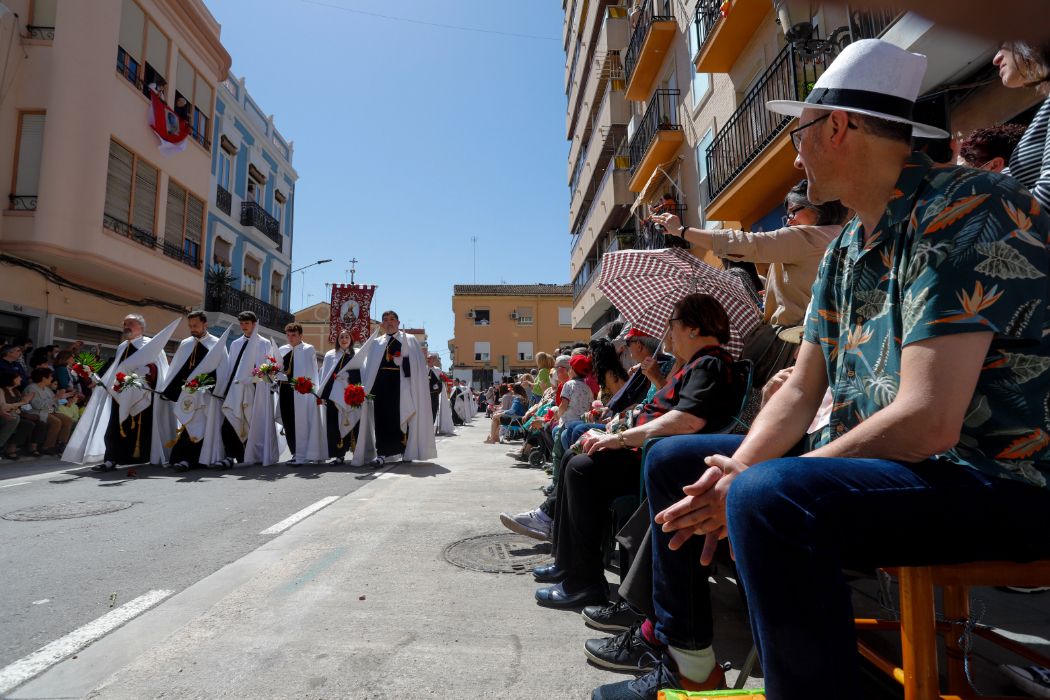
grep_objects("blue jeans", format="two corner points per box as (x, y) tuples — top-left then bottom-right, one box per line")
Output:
(644, 434), (746, 650)
(561, 421), (604, 452)
(727, 450), (1050, 699)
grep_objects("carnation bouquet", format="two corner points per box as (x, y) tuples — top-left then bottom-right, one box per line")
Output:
(183, 373), (216, 394)
(251, 356), (280, 384)
(112, 371), (145, 394)
(343, 383), (373, 407)
(71, 351), (104, 381)
(293, 376), (315, 395)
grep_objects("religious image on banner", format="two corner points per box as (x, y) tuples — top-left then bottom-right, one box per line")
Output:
(330, 284), (376, 343)
(147, 91), (191, 157)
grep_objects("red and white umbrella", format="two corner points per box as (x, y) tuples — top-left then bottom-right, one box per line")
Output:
(597, 247), (762, 358)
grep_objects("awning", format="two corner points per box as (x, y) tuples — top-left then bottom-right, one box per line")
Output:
(629, 157), (683, 215)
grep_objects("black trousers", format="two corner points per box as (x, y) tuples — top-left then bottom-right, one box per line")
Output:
(373, 368), (406, 457)
(552, 449), (643, 591)
(169, 429), (204, 467)
(278, 384), (296, 456)
(103, 401), (153, 464)
(430, 391), (439, 421)
(220, 418), (245, 462)
(325, 401), (356, 459)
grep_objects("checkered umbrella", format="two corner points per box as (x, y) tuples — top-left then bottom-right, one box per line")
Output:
(597, 247), (762, 358)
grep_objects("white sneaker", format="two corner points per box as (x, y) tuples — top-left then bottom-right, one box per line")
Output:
(499, 509), (552, 542)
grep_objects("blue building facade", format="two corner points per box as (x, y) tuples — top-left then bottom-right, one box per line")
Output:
(203, 72), (296, 340)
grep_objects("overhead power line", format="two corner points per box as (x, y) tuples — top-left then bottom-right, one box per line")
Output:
(298, 0), (559, 42)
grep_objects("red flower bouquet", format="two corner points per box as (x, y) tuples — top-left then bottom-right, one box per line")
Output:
(112, 371), (143, 393)
(294, 376), (315, 395)
(182, 373), (215, 394)
(71, 351), (104, 380)
(343, 383), (368, 407)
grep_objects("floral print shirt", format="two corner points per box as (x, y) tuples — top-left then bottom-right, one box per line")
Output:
(804, 153), (1050, 488)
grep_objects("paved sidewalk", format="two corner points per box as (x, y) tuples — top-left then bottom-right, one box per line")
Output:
(8, 422), (757, 699)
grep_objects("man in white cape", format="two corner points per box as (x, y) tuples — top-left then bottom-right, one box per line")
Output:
(450, 379), (469, 426)
(276, 323), (325, 464)
(63, 314), (178, 470)
(209, 310), (283, 468)
(428, 354), (455, 435)
(345, 311), (436, 465)
(155, 311), (220, 471)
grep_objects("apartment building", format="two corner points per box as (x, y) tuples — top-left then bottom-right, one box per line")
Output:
(449, 284), (589, 388)
(0, 0), (229, 352)
(564, 0), (1042, 337)
(202, 71), (296, 345)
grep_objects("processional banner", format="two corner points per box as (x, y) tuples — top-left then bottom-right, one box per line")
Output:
(329, 284), (376, 343)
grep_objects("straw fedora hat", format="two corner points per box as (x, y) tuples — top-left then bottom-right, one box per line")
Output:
(767, 39), (950, 139)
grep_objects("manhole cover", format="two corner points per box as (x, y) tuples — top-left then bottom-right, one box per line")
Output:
(3, 500), (135, 522)
(443, 533), (552, 574)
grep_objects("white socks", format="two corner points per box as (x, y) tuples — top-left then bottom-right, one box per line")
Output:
(668, 644), (716, 683)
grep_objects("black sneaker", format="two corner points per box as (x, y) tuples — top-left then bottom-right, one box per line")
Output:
(583, 600), (645, 632)
(591, 653), (726, 700)
(584, 625), (660, 672)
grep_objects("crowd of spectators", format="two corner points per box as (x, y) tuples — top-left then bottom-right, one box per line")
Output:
(484, 38), (1050, 700)
(1, 338), (90, 460)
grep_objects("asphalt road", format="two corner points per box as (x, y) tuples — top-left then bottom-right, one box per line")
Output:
(0, 458), (382, 670)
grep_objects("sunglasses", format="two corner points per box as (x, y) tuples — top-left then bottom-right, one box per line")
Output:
(789, 114), (858, 153)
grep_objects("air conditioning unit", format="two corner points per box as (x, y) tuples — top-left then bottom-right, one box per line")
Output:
(510, 311), (519, 320)
(466, 310), (476, 318)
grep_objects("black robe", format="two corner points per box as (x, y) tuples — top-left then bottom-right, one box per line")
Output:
(373, 336), (409, 457)
(103, 341), (155, 465)
(321, 350), (360, 459)
(166, 339), (211, 466)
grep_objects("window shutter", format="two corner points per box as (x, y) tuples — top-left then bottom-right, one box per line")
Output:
(194, 79), (213, 119)
(132, 159), (157, 234)
(244, 256), (261, 278)
(118, 0), (144, 63)
(31, 0), (57, 26)
(213, 237), (232, 266)
(14, 113), (45, 196)
(145, 20), (168, 77)
(165, 180), (186, 243)
(104, 140), (133, 222)
(185, 193), (204, 243)
(176, 52), (194, 104)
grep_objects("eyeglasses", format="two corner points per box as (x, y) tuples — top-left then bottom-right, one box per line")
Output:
(789, 114), (858, 153)
(668, 316), (682, 326)
(782, 205), (807, 227)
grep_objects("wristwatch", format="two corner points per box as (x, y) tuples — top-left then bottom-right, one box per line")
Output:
(678, 225), (688, 238)
(618, 431), (628, 448)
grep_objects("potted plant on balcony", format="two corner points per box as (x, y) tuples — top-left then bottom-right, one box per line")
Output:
(206, 265), (239, 306)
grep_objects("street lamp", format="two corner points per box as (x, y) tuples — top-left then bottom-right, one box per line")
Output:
(292, 258), (332, 309)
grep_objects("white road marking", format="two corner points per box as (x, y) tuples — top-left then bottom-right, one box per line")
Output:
(259, 496), (340, 535)
(31, 599), (50, 605)
(0, 481), (29, 489)
(0, 589), (173, 695)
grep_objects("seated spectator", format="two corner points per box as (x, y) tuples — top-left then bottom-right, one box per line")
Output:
(0, 372), (28, 460)
(484, 383), (529, 444)
(656, 178), (850, 386)
(0, 371), (43, 458)
(23, 367), (73, 456)
(994, 39), (1050, 209)
(630, 39), (1050, 700)
(0, 344), (29, 386)
(534, 294), (745, 617)
(958, 123), (1027, 172)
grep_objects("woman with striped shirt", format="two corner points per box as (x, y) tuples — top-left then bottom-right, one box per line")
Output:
(994, 41), (1050, 209)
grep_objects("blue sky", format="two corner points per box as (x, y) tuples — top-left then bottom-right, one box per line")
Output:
(206, 0), (570, 359)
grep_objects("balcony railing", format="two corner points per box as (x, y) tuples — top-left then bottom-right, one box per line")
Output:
(628, 89), (681, 179)
(693, 0), (721, 53)
(26, 25), (54, 40)
(216, 185), (232, 215)
(9, 195), (37, 211)
(102, 214), (202, 269)
(705, 41), (836, 202)
(571, 128), (629, 238)
(240, 200), (283, 250)
(850, 7), (903, 40)
(624, 0), (675, 90)
(204, 282), (294, 333)
(573, 258), (602, 301)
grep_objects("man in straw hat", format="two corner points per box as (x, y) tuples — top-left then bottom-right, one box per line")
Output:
(593, 39), (1050, 700)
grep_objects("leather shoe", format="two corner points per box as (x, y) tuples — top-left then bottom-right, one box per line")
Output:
(535, 582), (608, 609)
(533, 563), (567, 583)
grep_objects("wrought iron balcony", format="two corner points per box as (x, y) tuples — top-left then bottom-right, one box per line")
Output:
(216, 185), (232, 215)
(624, 0), (675, 97)
(26, 25), (54, 40)
(240, 200), (283, 249)
(204, 282), (294, 333)
(103, 213), (157, 249)
(693, 0), (721, 52)
(9, 195), (37, 211)
(628, 89), (681, 179)
(705, 41), (835, 202)
(102, 214), (201, 269)
(850, 7), (903, 39)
